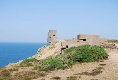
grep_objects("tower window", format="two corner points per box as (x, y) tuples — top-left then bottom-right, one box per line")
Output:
(80, 39), (86, 41)
(83, 39), (86, 41)
(66, 45), (68, 48)
(53, 35), (55, 36)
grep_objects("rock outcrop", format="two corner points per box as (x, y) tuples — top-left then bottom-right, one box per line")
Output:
(32, 41), (65, 60)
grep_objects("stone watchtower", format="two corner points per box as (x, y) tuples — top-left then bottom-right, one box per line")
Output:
(47, 30), (57, 45)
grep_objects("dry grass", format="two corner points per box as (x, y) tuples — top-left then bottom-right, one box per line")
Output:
(0, 67), (47, 80)
(50, 76), (61, 80)
(8, 68), (19, 71)
(99, 63), (106, 66)
(0, 69), (11, 80)
(91, 79), (98, 80)
(77, 67), (104, 76)
(67, 76), (77, 80)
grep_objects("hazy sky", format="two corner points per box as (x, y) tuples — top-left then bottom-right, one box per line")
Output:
(0, 0), (118, 43)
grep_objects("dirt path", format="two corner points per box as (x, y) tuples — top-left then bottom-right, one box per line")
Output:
(109, 50), (118, 63)
(34, 50), (118, 80)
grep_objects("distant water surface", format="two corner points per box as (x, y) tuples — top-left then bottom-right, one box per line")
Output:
(0, 42), (46, 67)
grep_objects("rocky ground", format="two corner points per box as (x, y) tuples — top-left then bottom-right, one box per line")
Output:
(34, 49), (118, 80)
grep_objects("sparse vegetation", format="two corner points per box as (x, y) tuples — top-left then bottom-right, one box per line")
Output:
(33, 65), (39, 70)
(67, 76), (77, 80)
(100, 60), (104, 62)
(107, 40), (118, 43)
(91, 79), (98, 80)
(0, 68), (47, 80)
(8, 68), (19, 71)
(50, 76), (61, 80)
(0, 58), (47, 80)
(0, 69), (11, 80)
(99, 63), (106, 66)
(20, 58), (38, 67)
(78, 67), (104, 76)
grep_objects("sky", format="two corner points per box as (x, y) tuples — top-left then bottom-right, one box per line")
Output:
(0, 0), (118, 43)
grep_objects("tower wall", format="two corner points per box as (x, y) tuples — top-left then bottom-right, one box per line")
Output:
(47, 30), (57, 45)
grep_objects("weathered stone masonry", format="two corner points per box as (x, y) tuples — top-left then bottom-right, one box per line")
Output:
(47, 30), (57, 45)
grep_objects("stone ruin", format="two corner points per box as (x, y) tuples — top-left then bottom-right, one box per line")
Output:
(47, 30), (100, 54)
(33, 30), (118, 60)
(48, 30), (100, 47)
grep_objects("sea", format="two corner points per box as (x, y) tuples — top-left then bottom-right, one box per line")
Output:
(0, 42), (46, 67)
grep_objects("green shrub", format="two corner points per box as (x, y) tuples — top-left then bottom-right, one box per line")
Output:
(39, 44), (108, 71)
(65, 44), (108, 62)
(39, 57), (64, 71)
(20, 58), (38, 67)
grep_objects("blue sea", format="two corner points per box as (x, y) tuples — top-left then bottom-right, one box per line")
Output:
(0, 42), (46, 67)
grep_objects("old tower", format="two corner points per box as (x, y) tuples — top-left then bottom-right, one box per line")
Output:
(47, 30), (57, 45)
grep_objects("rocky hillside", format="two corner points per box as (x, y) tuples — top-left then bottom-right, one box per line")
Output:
(32, 40), (65, 60)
